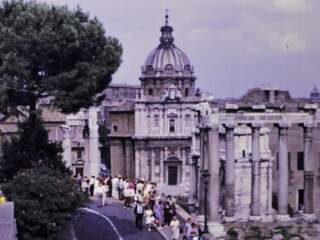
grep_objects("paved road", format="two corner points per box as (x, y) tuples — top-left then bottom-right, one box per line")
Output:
(62, 198), (164, 240)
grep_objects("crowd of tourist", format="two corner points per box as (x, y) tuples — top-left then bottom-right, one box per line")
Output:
(73, 173), (205, 240)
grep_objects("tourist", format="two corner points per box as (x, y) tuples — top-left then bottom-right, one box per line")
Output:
(134, 201), (144, 230)
(187, 223), (199, 240)
(112, 176), (119, 199)
(145, 206), (154, 231)
(170, 216), (180, 240)
(154, 200), (163, 227)
(101, 181), (109, 207)
(89, 176), (95, 196)
(163, 201), (172, 227)
(184, 217), (192, 237)
(81, 176), (89, 195)
(117, 176), (124, 200)
(123, 186), (132, 209)
(96, 182), (103, 208)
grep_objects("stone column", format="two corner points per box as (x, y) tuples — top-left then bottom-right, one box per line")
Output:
(164, 147), (168, 184)
(151, 149), (155, 181)
(182, 148), (186, 183)
(188, 155), (199, 209)
(198, 126), (205, 215)
(89, 108), (100, 178)
(250, 124), (262, 218)
(160, 148), (164, 183)
(302, 123), (315, 218)
(223, 124), (236, 219)
(60, 125), (72, 169)
(207, 125), (226, 238)
(135, 148), (141, 179)
(277, 123), (290, 220)
(207, 125), (220, 222)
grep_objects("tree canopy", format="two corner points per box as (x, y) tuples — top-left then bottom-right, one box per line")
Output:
(0, 0), (122, 114)
(2, 166), (87, 240)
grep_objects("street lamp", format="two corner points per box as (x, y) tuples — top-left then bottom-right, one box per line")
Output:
(201, 169), (210, 233)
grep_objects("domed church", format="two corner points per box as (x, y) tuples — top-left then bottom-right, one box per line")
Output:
(109, 14), (201, 189)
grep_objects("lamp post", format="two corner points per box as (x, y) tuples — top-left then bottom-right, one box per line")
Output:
(201, 169), (210, 233)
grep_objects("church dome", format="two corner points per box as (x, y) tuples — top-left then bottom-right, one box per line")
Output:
(141, 14), (195, 79)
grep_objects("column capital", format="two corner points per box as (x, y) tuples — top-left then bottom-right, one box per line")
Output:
(275, 123), (291, 129)
(199, 123), (219, 131)
(299, 122), (316, 129)
(247, 123), (263, 129)
(223, 123), (237, 129)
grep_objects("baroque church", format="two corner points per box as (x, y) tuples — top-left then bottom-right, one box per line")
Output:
(109, 14), (201, 188)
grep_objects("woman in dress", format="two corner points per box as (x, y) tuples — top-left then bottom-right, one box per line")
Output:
(170, 216), (180, 240)
(145, 206), (154, 231)
(153, 200), (163, 226)
(163, 201), (172, 227)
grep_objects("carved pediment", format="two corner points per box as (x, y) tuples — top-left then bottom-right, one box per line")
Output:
(167, 112), (178, 118)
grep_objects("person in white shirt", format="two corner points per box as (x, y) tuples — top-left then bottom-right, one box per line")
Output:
(95, 182), (103, 207)
(123, 187), (132, 209)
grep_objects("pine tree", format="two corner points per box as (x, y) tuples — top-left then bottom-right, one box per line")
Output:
(0, 0), (122, 161)
(2, 166), (87, 240)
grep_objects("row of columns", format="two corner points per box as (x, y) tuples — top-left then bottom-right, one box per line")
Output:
(193, 122), (315, 222)
(134, 146), (188, 183)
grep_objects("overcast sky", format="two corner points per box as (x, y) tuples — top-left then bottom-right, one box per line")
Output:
(41, 0), (320, 98)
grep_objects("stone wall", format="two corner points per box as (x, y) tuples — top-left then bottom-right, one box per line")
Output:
(0, 202), (17, 240)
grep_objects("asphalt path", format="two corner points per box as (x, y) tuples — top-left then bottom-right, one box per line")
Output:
(65, 198), (164, 240)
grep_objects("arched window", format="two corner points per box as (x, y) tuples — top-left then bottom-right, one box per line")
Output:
(113, 125), (118, 132)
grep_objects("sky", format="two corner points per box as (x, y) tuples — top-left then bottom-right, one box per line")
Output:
(41, 0), (320, 99)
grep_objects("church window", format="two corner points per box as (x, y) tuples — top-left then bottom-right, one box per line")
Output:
(169, 119), (175, 132)
(113, 125), (118, 132)
(185, 88), (189, 97)
(77, 150), (82, 159)
(148, 88), (153, 96)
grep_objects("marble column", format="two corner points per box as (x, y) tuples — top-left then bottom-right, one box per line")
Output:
(198, 126), (205, 215)
(88, 108), (100, 178)
(151, 149), (155, 181)
(160, 148), (164, 183)
(206, 125), (225, 238)
(60, 125), (72, 169)
(164, 147), (168, 184)
(188, 155), (199, 208)
(223, 124), (236, 218)
(135, 148), (141, 179)
(250, 124), (262, 218)
(182, 148), (186, 183)
(207, 125), (220, 222)
(277, 123), (290, 219)
(302, 124), (315, 216)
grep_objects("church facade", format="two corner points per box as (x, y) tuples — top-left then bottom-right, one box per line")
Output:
(109, 14), (201, 189)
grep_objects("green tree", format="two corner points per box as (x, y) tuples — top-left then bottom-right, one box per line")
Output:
(2, 166), (87, 240)
(0, 0), (122, 161)
(0, 112), (68, 182)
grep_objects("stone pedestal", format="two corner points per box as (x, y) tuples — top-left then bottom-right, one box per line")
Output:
(249, 215), (262, 221)
(207, 222), (226, 239)
(301, 213), (317, 222)
(223, 216), (236, 222)
(276, 214), (291, 222)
